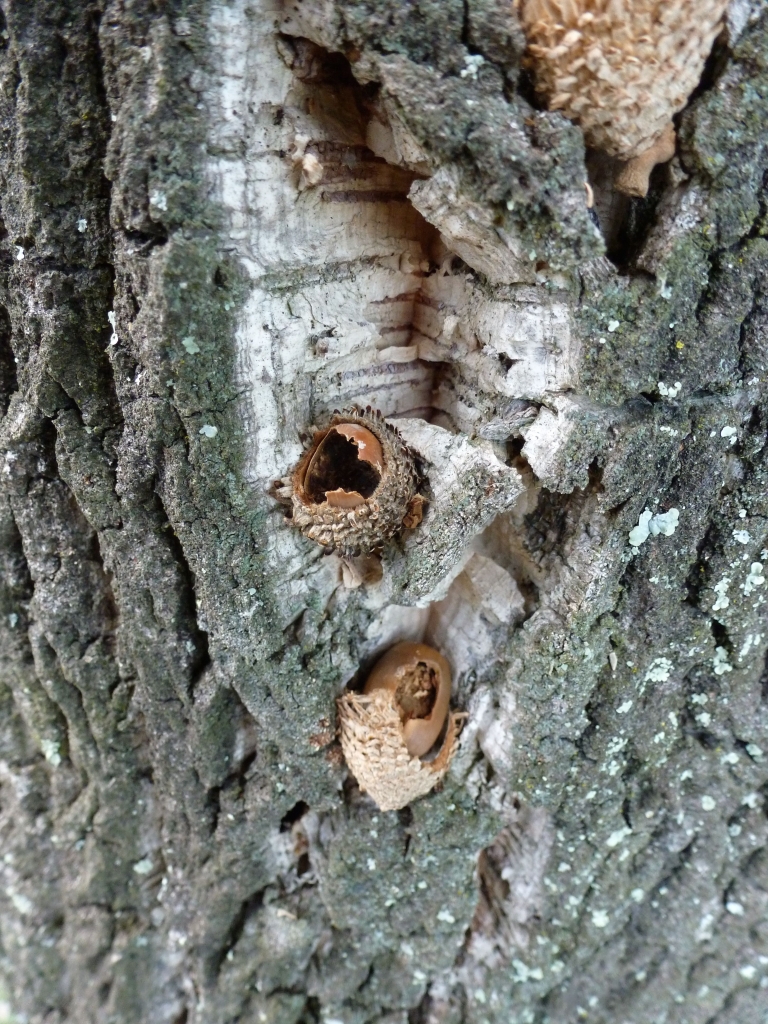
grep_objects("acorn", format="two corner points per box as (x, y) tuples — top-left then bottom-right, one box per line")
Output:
(515, 0), (729, 196)
(290, 408), (424, 557)
(338, 641), (464, 812)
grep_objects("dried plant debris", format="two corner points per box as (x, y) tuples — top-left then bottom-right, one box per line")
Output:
(288, 408), (424, 558)
(516, 0), (729, 195)
(338, 642), (464, 812)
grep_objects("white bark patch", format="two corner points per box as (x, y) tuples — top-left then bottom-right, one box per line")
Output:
(466, 804), (555, 965)
(362, 551), (524, 689)
(207, 0), (578, 505)
(207, 1), (437, 487)
(204, 0), (619, 785)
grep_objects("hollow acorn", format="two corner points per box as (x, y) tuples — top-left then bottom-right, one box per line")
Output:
(338, 641), (464, 812)
(515, 0), (729, 196)
(290, 408), (424, 557)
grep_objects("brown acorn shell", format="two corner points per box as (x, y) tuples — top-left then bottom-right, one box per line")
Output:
(363, 641), (452, 758)
(337, 689), (463, 813)
(291, 407), (421, 557)
(516, 0), (728, 165)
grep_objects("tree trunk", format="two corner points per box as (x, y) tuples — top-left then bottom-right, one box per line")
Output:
(1, 1), (767, 1023)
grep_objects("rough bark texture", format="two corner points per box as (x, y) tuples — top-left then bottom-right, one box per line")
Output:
(1, 2), (768, 1024)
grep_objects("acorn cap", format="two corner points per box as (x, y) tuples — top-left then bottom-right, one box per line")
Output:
(516, 0), (728, 192)
(338, 690), (462, 812)
(291, 407), (423, 557)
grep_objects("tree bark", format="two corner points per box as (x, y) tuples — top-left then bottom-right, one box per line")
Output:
(1, 2), (768, 1023)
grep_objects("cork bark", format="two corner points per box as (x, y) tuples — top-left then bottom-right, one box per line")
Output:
(0, 2), (767, 1024)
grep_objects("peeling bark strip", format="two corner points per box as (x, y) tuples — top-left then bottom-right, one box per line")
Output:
(0, 1), (767, 1023)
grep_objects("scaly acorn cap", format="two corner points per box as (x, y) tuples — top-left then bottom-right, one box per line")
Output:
(291, 407), (424, 557)
(515, 0), (729, 195)
(338, 641), (464, 812)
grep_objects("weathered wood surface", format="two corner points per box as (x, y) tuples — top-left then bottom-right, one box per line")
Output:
(0, 2), (767, 1023)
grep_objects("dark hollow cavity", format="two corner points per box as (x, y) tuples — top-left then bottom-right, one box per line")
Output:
(306, 429), (381, 502)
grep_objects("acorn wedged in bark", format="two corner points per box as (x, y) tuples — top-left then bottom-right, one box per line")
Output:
(290, 408), (424, 557)
(338, 641), (464, 812)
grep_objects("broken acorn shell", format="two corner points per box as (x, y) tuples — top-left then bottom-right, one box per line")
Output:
(363, 641), (452, 757)
(515, 0), (729, 196)
(291, 408), (424, 558)
(338, 641), (463, 812)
